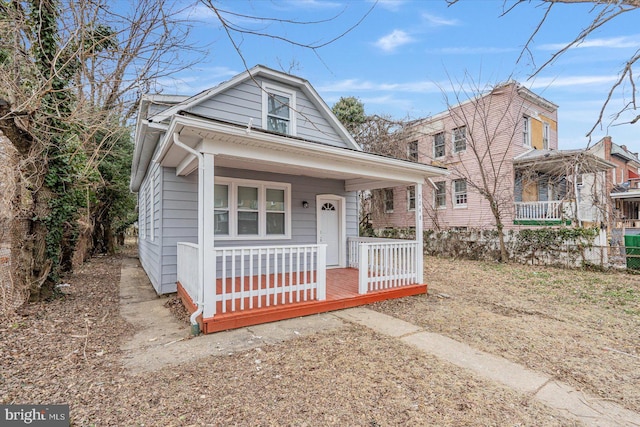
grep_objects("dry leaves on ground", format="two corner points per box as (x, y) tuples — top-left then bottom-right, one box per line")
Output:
(0, 250), (583, 426)
(373, 256), (640, 415)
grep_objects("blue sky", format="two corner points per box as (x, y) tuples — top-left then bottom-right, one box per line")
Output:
(157, 0), (640, 150)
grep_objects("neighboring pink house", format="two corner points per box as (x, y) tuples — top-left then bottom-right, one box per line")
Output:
(589, 136), (640, 234)
(372, 82), (612, 232)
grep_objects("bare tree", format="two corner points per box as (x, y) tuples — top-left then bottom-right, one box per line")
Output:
(0, 0), (201, 304)
(448, 0), (640, 138)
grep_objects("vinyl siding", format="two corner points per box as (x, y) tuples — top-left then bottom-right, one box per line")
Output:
(186, 76), (347, 148)
(144, 165), (357, 294)
(138, 161), (162, 293)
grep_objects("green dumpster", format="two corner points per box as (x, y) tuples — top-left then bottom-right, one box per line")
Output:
(624, 235), (640, 270)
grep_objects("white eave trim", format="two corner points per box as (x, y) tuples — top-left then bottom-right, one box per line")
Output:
(155, 114), (448, 185)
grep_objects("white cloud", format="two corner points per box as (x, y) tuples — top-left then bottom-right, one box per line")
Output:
(371, 0), (407, 12)
(374, 30), (415, 53)
(433, 46), (517, 55)
(283, 0), (343, 9)
(527, 75), (618, 90)
(318, 78), (440, 94)
(421, 12), (460, 27)
(539, 35), (640, 51)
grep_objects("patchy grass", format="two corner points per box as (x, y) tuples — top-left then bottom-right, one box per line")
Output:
(372, 256), (640, 414)
(0, 251), (581, 426)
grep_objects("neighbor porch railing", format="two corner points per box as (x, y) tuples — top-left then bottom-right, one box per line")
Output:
(348, 237), (419, 294)
(514, 200), (563, 221)
(616, 218), (640, 229)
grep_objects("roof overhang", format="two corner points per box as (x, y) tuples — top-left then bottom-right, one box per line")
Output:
(513, 150), (614, 175)
(154, 114), (448, 191)
(611, 190), (640, 201)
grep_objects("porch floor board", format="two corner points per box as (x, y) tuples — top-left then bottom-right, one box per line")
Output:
(177, 268), (427, 334)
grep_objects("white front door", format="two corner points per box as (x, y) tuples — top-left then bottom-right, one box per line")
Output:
(318, 197), (342, 266)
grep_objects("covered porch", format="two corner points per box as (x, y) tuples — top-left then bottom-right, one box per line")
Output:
(156, 114), (446, 333)
(513, 149), (613, 226)
(177, 240), (425, 333)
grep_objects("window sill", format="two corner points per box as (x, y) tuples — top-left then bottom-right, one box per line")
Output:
(453, 205), (467, 209)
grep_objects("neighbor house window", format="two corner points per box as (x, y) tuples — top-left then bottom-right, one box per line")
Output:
(543, 122), (550, 149)
(452, 127), (466, 153)
(383, 188), (394, 213)
(434, 181), (446, 209)
(433, 132), (445, 158)
(407, 140), (418, 161)
(214, 178), (291, 239)
(523, 115), (531, 147)
(407, 186), (416, 211)
(262, 83), (296, 136)
(453, 179), (467, 207)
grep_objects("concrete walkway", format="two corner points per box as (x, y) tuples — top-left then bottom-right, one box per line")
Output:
(120, 256), (640, 426)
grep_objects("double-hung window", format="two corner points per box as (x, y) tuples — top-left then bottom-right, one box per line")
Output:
(262, 83), (296, 136)
(383, 188), (394, 213)
(214, 178), (291, 239)
(523, 115), (531, 147)
(433, 132), (445, 158)
(407, 141), (418, 162)
(434, 181), (446, 209)
(453, 179), (467, 207)
(407, 186), (416, 211)
(452, 127), (466, 153)
(542, 122), (550, 149)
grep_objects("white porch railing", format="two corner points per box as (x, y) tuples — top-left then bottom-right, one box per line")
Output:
(348, 237), (419, 294)
(514, 201), (563, 221)
(214, 244), (326, 314)
(177, 242), (199, 302)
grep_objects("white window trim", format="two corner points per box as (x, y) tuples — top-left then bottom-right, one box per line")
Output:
(262, 82), (297, 136)
(407, 186), (416, 212)
(523, 115), (531, 147)
(215, 177), (292, 240)
(433, 132), (445, 159)
(453, 179), (467, 208)
(452, 127), (466, 154)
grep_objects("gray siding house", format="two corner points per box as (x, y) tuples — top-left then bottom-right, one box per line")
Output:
(130, 65), (447, 333)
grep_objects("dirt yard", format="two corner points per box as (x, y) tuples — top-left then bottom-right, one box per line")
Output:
(1, 250), (638, 425)
(373, 256), (640, 415)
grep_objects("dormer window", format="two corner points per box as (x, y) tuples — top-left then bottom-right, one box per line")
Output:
(262, 83), (296, 136)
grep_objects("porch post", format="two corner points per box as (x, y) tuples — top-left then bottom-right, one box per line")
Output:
(202, 153), (216, 318)
(415, 182), (424, 284)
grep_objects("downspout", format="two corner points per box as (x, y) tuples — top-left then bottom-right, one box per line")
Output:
(173, 132), (204, 335)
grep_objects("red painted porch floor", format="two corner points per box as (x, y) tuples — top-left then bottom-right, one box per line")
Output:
(177, 268), (427, 334)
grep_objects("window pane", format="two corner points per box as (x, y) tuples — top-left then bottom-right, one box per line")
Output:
(268, 116), (289, 134)
(238, 211), (259, 235)
(266, 188), (285, 211)
(214, 184), (228, 208)
(268, 94), (290, 118)
(434, 132), (445, 157)
(266, 212), (285, 235)
(237, 186), (258, 210)
(214, 210), (229, 235)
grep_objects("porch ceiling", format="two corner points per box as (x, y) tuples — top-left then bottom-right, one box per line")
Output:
(155, 114), (448, 191)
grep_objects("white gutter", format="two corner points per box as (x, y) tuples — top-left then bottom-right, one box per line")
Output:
(172, 132), (204, 335)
